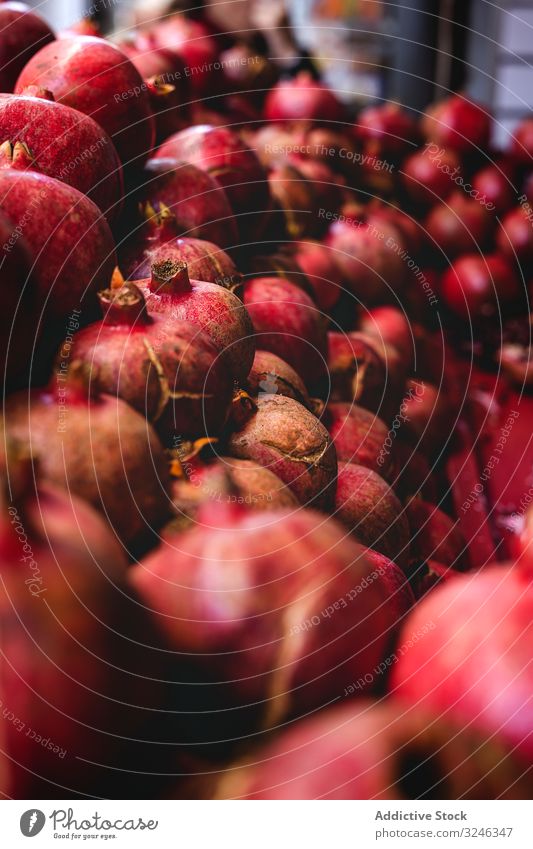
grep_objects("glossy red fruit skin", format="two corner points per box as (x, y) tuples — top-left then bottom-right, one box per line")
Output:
(0, 92), (124, 223)
(214, 699), (530, 799)
(155, 126), (270, 241)
(16, 36), (155, 168)
(139, 158), (238, 249)
(0, 169), (116, 324)
(422, 94), (491, 154)
(122, 235), (239, 288)
(355, 102), (418, 160)
(243, 276), (327, 386)
(425, 191), (494, 259)
(291, 240), (342, 311)
(391, 563), (533, 763)
(325, 402), (395, 484)
(67, 286), (234, 442)
(497, 206), (533, 264)
(472, 165), (514, 215)
(150, 16), (220, 100)
(137, 262), (254, 383)
(5, 379), (170, 549)
(0, 2), (55, 93)
(131, 506), (405, 730)
(401, 147), (460, 206)
(0, 210), (38, 385)
(227, 394), (337, 510)
(264, 71), (345, 124)
(440, 253), (520, 321)
(335, 462), (410, 572)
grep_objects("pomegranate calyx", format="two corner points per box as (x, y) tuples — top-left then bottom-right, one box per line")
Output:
(98, 282), (149, 326)
(150, 258), (191, 294)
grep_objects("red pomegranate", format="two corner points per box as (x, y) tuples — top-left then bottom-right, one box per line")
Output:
(155, 125), (270, 241)
(327, 331), (389, 416)
(227, 393), (337, 510)
(0, 91), (123, 223)
(150, 15), (220, 99)
(406, 499), (467, 570)
(496, 206), (533, 264)
(246, 349), (311, 409)
(0, 2), (54, 93)
(264, 72), (345, 124)
(511, 117), (533, 166)
(355, 101), (418, 160)
(425, 191), (494, 259)
(290, 240), (342, 311)
(0, 169), (116, 325)
(121, 234), (239, 289)
(5, 363), (171, 548)
(139, 158), (238, 248)
(472, 165), (514, 215)
(440, 253), (521, 321)
(242, 275), (327, 386)
(66, 283), (234, 442)
(324, 402), (395, 484)
(358, 305), (414, 367)
(401, 146), (461, 206)
(16, 36), (155, 168)
(137, 259), (254, 383)
(422, 94), (491, 155)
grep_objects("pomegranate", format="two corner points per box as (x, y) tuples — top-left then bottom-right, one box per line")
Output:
(335, 462), (410, 572)
(355, 102), (418, 160)
(472, 164), (514, 215)
(0, 91), (124, 223)
(393, 439), (438, 504)
(267, 163), (322, 239)
(290, 240), (342, 311)
(0, 169), (116, 325)
(246, 350), (311, 410)
(5, 363), (170, 549)
(66, 283), (234, 442)
(287, 154), (343, 214)
(138, 158), (238, 248)
(121, 234), (239, 289)
(391, 561), (533, 763)
(401, 146), (461, 206)
(406, 499), (467, 570)
(118, 32), (180, 81)
(242, 275), (327, 386)
(155, 125), (270, 240)
(130, 503), (406, 736)
(220, 44), (278, 100)
(422, 93), (491, 155)
(358, 305), (414, 367)
(246, 250), (314, 299)
(425, 191), (493, 259)
(328, 331), (388, 415)
(150, 15), (220, 100)
(227, 394), (337, 510)
(0, 210), (38, 385)
(440, 253), (521, 321)
(15, 36), (155, 168)
(496, 206), (533, 264)
(264, 72), (345, 124)
(146, 75), (188, 145)
(511, 117), (533, 166)
(325, 402), (395, 484)
(214, 699), (531, 799)
(0, 440), (166, 797)
(401, 379), (455, 459)
(137, 259), (254, 383)
(0, 2), (54, 93)
(171, 456), (299, 520)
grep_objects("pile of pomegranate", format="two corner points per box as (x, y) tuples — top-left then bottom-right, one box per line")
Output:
(0, 2), (531, 800)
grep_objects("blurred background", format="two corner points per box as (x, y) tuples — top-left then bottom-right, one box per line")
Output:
(26, 0), (533, 148)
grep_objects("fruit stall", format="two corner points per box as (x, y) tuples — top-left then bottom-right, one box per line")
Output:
(0, 0), (532, 805)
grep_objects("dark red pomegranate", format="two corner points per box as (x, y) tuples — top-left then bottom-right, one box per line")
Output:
(290, 240), (342, 311)
(139, 158), (238, 249)
(511, 117), (533, 166)
(16, 36), (155, 168)
(155, 125), (270, 241)
(122, 234), (239, 289)
(328, 331), (388, 415)
(264, 72), (345, 124)
(406, 499), (467, 570)
(335, 461), (410, 572)
(246, 349), (311, 409)
(0, 210), (37, 385)
(0, 91), (124, 223)
(425, 191), (493, 259)
(355, 102), (418, 160)
(440, 253), (521, 321)
(325, 402), (395, 484)
(496, 206), (533, 264)
(472, 165), (514, 215)
(214, 699), (530, 799)
(422, 94), (491, 155)
(0, 2), (54, 93)
(401, 146), (460, 206)
(137, 259), (254, 383)
(150, 15), (220, 100)
(66, 283), (233, 442)
(400, 379), (455, 459)
(131, 502), (406, 735)
(227, 394), (337, 510)
(358, 305), (414, 367)
(0, 169), (116, 324)
(242, 275), (327, 386)
(5, 363), (170, 548)
(118, 32), (179, 80)
(391, 561), (533, 764)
